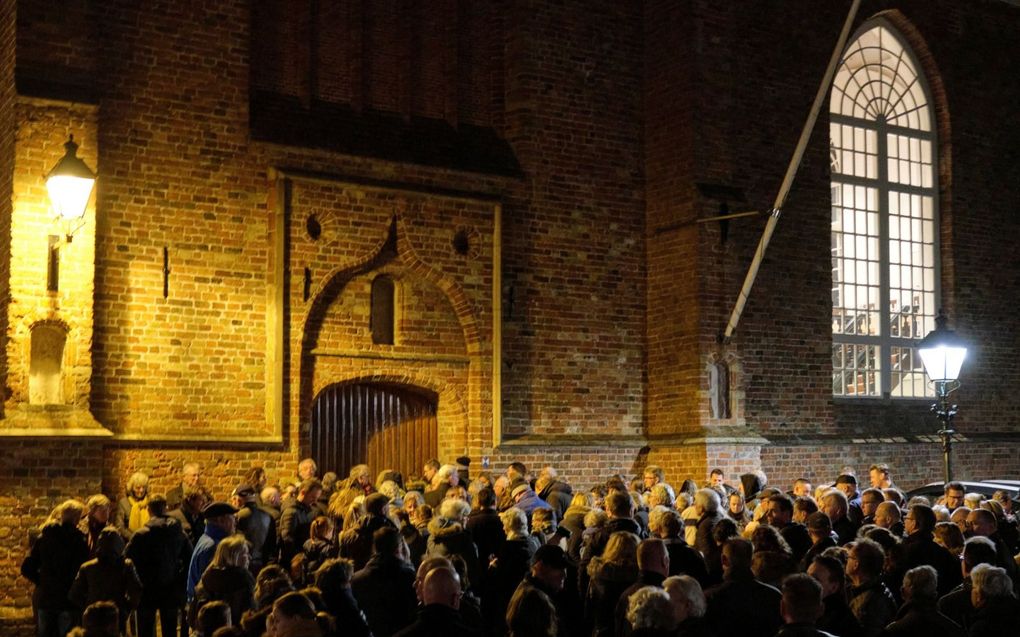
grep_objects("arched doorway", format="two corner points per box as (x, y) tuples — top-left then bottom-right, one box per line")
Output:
(310, 382), (439, 482)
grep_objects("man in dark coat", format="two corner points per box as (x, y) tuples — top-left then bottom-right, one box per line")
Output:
(231, 484), (276, 574)
(693, 489), (726, 580)
(168, 487), (209, 548)
(704, 538), (782, 637)
(165, 462), (202, 511)
(883, 565), (963, 636)
(21, 500), (90, 637)
(765, 494), (812, 564)
(937, 536), (997, 632)
(901, 504), (962, 596)
(340, 492), (397, 570)
(774, 574), (838, 637)
(278, 478), (322, 569)
(846, 538), (897, 637)
(465, 487), (506, 570)
(820, 489), (858, 546)
(513, 545), (583, 637)
(807, 554), (863, 637)
(394, 565), (479, 637)
(125, 495), (193, 637)
(351, 526), (418, 637)
(967, 563), (1020, 635)
(536, 467), (574, 520)
(186, 501), (237, 602)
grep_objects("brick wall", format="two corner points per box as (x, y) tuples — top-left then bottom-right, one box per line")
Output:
(2, 0), (1019, 627)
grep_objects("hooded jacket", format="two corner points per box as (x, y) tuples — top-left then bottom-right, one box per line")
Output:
(125, 514), (193, 606)
(68, 528), (143, 615)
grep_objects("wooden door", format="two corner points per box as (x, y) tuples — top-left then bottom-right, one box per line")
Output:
(310, 382), (438, 482)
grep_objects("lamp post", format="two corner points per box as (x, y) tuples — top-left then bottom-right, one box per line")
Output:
(45, 134), (96, 240)
(917, 309), (967, 483)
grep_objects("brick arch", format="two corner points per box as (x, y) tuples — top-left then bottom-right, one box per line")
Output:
(299, 215), (478, 462)
(301, 215), (483, 355)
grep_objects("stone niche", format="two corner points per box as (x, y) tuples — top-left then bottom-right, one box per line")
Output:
(29, 322), (67, 405)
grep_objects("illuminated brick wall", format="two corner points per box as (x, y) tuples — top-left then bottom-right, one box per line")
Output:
(1, 2), (1019, 633)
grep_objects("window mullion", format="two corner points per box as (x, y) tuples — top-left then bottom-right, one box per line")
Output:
(876, 118), (891, 397)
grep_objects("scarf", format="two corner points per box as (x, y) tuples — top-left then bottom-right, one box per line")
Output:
(128, 496), (150, 531)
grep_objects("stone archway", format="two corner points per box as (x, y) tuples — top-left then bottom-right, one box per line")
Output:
(310, 381), (438, 480)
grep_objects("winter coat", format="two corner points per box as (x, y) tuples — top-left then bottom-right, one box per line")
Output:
(392, 603), (480, 637)
(465, 508), (505, 565)
(514, 489), (554, 519)
(936, 580), (975, 632)
(68, 555), (143, 617)
(967, 596), (1020, 636)
(115, 491), (150, 540)
(881, 600), (964, 637)
(279, 499), (317, 567)
(192, 565), (254, 629)
(321, 586), (372, 637)
(704, 569), (782, 637)
(168, 507), (205, 547)
(427, 519), (482, 588)
(339, 513), (396, 571)
(818, 593), (863, 637)
(236, 502), (276, 571)
(561, 505), (589, 560)
(351, 552), (418, 637)
(662, 537), (709, 587)
(20, 521), (89, 611)
(539, 480), (574, 520)
(124, 515), (193, 607)
(900, 532), (963, 596)
(848, 579), (898, 637)
(483, 538), (536, 636)
(586, 558), (640, 637)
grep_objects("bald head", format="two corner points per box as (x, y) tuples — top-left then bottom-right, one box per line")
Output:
(422, 566), (462, 609)
(874, 501), (900, 529)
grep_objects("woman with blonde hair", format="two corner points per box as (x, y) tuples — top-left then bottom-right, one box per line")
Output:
(587, 531), (640, 636)
(80, 494), (112, 558)
(115, 472), (150, 539)
(191, 534), (255, 630)
(21, 500), (89, 637)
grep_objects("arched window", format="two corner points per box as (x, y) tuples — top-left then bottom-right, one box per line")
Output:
(370, 275), (396, 345)
(830, 22), (938, 398)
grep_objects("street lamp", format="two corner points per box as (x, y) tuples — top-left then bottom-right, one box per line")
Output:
(46, 134), (96, 240)
(918, 309), (967, 483)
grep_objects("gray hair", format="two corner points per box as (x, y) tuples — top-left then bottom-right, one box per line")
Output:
(439, 498), (471, 522)
(500, 507), (528, 539)
(903, 565), (938, 601)
(971, 563), (1015, 601)
(378, 480), (403, 500)
(664, 575), (706, 618)
(126, 472), (149, 491)
(648, 484), (676, 509)
(695, 488), (720, 513)
(626, 586), (676, 631)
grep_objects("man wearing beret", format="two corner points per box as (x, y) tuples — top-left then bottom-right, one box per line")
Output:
(185, 501), (237, 602)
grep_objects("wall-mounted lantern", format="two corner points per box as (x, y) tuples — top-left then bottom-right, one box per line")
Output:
(45, 134), (96, 241)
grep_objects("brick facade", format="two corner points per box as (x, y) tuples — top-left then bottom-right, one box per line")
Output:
(1, 1), (1019, 630)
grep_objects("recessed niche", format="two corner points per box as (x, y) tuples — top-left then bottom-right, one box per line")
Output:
(29, 324), (67, 405)
(452, 227), (480, 258)
(306, 214), (322, 241)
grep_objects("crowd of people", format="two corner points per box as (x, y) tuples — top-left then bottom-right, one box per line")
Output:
(20, 458), (1020, 637)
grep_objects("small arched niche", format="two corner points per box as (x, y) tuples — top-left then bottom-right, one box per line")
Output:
(29, 324), (67, 405)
